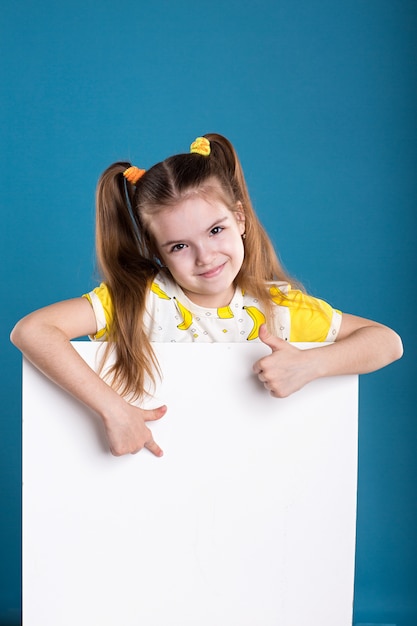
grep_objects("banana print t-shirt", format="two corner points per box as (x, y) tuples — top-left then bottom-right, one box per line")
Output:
(83, 273), (342, 344)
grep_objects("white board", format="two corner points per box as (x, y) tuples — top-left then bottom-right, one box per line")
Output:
(22, 342), (358, 626)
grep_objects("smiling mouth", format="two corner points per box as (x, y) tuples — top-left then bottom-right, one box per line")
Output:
(198, 263), (226, 279)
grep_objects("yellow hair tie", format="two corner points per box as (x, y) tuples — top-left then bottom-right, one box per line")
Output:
(123, 166), (146, 184)
(190, 136), (211, 156)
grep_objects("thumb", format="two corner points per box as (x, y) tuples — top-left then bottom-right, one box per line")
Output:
(144, 404), (167, 422)
(258, 324), (287, 352)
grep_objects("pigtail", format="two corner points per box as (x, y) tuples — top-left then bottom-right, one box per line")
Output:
(203, 134), (250, 206)
(95, 163), (159, 399)
(95, 162), (156, 282)
(203, 134), (301, 322)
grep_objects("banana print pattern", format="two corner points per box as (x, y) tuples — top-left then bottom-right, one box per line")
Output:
(173, 297), (193, 331)
(217, 306), (234, 319)
(87, 275), (338, 343)
(243, 306), (266, 341)
(269, 285), (285, 306)
(151, 282), (171, 300)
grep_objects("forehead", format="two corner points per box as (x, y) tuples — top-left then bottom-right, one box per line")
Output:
(149, 194), (232, 237)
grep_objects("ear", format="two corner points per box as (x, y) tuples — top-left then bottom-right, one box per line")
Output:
(234, 201), (246, 235)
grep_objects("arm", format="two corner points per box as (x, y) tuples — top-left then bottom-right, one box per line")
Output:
(253, 314), (403, 398)
(10, 298), (166, 456)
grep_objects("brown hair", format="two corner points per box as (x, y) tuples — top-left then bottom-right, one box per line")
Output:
(95, 133), (299, 398)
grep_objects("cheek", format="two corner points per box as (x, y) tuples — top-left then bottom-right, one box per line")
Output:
(232, 237), (245, 266)
(161, 252), (188, 274)
(238, 240), (245, 262)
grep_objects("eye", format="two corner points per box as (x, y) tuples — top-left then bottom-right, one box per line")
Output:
(210, 226), (224, 236)
(170, 243), (187, 253)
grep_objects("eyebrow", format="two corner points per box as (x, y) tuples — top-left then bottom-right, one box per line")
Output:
(160, 215), (230, 248)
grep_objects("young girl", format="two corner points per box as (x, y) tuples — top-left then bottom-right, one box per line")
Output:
(11, 133), (403, 457)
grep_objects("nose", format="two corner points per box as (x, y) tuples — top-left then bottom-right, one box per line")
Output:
(195, 242), (215, 266)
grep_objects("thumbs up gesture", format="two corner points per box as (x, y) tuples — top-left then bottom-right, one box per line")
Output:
(253, 325), (314, 397)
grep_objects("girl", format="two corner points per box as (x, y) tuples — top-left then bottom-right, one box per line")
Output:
(11, 133), (403, 457)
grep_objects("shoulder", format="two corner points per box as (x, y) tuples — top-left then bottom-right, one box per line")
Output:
(265, 282), (342, 342)
(82, 282), (113, 340)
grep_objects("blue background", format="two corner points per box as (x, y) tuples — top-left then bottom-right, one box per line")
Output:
(1, 1), (416, 624)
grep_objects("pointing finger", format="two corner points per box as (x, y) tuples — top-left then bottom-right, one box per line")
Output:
(145, 436), (164, 457)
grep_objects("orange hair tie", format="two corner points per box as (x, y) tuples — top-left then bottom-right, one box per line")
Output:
(190, 136), (211, 156)
(123, 166), (146, 184)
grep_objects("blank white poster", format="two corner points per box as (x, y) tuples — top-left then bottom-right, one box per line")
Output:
(22, 342), (358, 626)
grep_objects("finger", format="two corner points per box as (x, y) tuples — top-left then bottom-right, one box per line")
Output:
(145, 436), (164, 457)
(144, 404), (167, 422)
(260, 374), (273, 389)
(258, 324), (287, 351)
(112, 443), (141, 457)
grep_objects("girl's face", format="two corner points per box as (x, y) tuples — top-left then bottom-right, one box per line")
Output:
(149, 193), (245, 308)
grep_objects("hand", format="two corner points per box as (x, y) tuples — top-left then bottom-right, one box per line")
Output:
(253, 325), (313, 398)
(104, 403), (167, 457)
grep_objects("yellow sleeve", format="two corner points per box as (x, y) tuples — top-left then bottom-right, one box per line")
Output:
(270, 286), (342, 342)
(82, 283), (114, 341)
